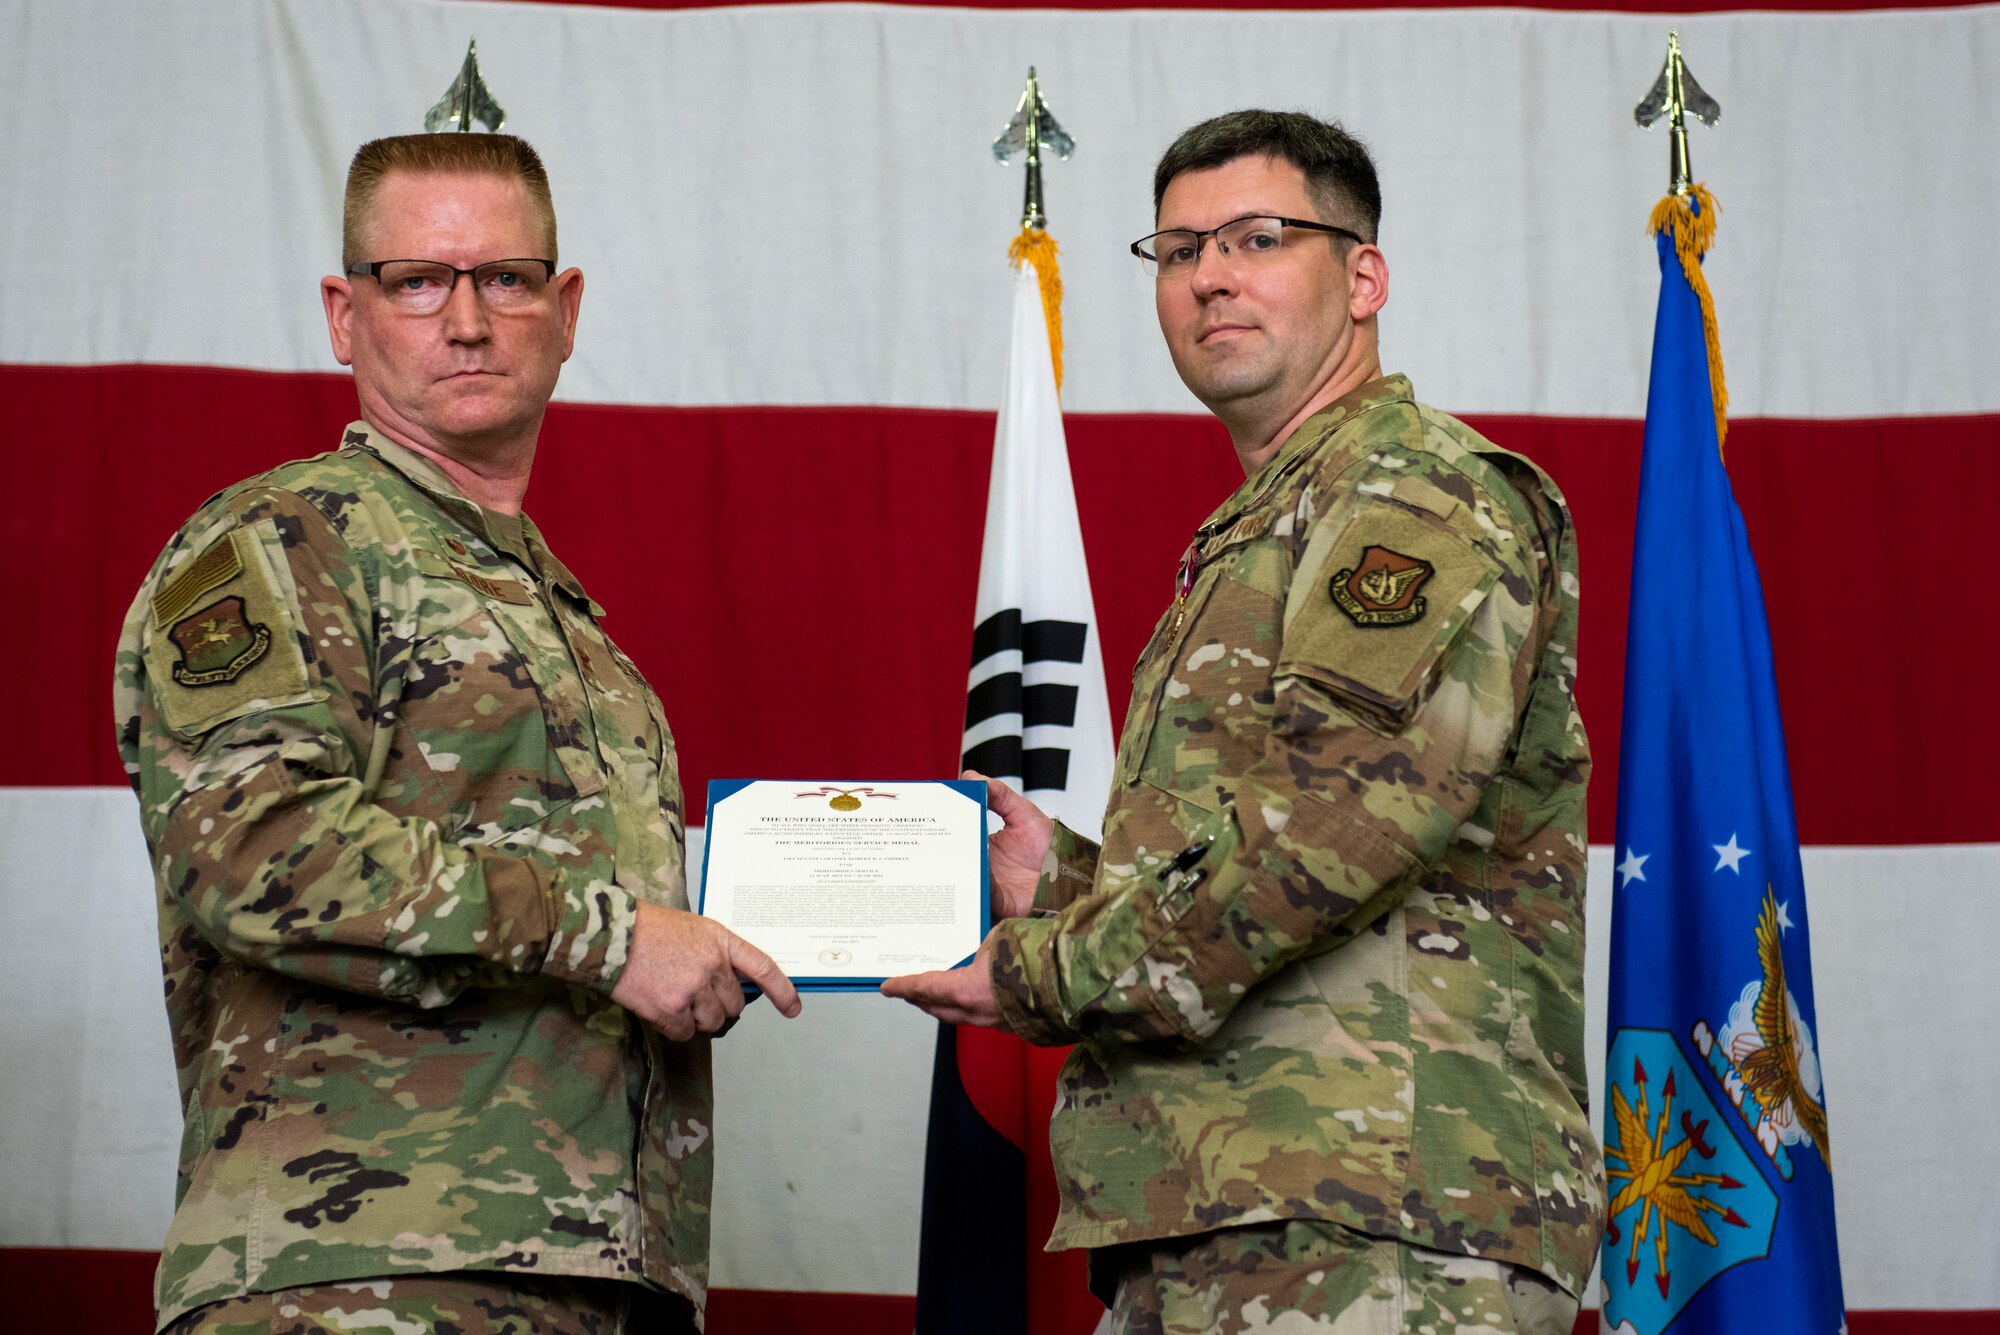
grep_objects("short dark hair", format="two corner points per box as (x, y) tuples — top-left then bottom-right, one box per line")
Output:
(342, 134), (558, 269)
(1152, 110), (1381, 244)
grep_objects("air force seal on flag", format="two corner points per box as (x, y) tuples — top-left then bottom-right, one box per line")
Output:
(1692, 887), (1832, 1182)
(1602, 1028), (1779, 1334)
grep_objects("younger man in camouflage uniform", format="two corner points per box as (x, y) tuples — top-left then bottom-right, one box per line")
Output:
(887, 111), (1604, 1332)
(116, 134), (800, 1334)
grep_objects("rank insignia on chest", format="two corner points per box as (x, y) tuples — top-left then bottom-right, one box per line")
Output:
(1331, 545), (1435, 627)
(169, 596), (272, 686)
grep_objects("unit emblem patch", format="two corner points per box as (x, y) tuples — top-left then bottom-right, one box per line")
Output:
(170, 596), (273, 687)
(1331, 545), (1435, 626)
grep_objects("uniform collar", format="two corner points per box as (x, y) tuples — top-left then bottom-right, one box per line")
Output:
(1196, 374), (1415, 536)
(339, 421), (596, 608)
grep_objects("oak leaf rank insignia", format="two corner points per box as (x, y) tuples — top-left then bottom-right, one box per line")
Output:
(1331, 545), (1435, 627)
(169, 596), (272, 686)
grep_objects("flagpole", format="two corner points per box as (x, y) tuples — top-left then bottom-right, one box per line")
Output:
(992, 68), (1075, 389)
(1602, 37), (1848, 1333)
(1636, 30), (1728, 451)
(916, 71), (1109, 1335)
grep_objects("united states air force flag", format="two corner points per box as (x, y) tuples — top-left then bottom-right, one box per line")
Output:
(1601, 190), (1846, 1335)
(916, 248), (1114, 1335)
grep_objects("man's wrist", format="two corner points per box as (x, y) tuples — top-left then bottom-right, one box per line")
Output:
(538, 876), (641, 994)
(1031, 819), (1101, 915)
(987, 915), (1074, 1045)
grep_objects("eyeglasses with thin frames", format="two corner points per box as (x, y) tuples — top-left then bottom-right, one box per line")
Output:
(1130, 216), (1363, 280)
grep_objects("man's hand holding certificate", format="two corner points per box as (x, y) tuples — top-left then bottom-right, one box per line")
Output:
(698, 779), (992, 991)
(879, 771), (1053, 1027)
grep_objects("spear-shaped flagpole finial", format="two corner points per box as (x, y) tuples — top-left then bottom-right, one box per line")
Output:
(992, 67), (1075, 230)
(424, 39), (507, 133)
(1638, 31), (1729, 450)
(1634, 31), (1720, 196)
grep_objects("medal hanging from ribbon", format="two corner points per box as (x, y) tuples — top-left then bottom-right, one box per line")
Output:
(1172, 540), (1200, 630)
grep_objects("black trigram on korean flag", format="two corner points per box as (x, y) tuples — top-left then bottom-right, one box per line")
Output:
(960, 609), (1088, 792)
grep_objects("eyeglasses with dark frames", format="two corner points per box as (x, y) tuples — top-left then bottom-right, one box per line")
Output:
(345, 258), (558, 313)
(1130, 216), (1363, 279)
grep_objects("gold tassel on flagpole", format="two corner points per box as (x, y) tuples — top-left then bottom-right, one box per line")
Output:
(1635, 31), (1725, 453)
(1008, 226), (1064, 393)
(1647, 188), (1728, 454)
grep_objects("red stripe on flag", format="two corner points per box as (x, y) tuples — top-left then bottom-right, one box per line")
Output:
(5, 363), (1997, 846)
(502, 0), (1998, 13)
(957, 1025), (1033, 1152)
(3, 1249), (1995, 1333)
(708, 1287), (919, 1334)
(0, 1246), (925, 1333)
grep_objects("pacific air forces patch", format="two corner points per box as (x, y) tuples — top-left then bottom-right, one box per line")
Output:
(1331, 544), (1434, 626)
(169, 595), (271, 686)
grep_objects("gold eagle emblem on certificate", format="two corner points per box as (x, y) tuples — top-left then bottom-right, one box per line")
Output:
(796, 786), (899, 812)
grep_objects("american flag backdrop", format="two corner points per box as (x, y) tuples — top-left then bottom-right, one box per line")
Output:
(1, 1), (1995, 1331)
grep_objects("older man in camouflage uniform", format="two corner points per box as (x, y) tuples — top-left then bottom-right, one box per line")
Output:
(888, 111), (1604, 1332)
(115, 133), (800, 1335)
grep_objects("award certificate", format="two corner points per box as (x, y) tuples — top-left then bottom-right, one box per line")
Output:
(698, 780), (990, 990)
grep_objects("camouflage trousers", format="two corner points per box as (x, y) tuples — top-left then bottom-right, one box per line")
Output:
(163, 1272), (695, 1335)
(1100, 1221), (1579, 1335)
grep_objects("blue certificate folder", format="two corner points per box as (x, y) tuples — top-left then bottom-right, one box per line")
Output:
(698, 779), (992, 992)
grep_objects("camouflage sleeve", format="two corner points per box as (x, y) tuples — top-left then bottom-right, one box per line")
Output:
(990, 488), (1540, 1048)
(121, 488), (633, 1007)
(1029, 819), (1102, 915)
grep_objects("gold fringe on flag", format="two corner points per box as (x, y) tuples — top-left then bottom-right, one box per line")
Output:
(1008, 226), (1064, 392)
(1648, 184), (1728, 454)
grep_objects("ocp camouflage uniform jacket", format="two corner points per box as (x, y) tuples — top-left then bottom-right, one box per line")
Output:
(990, 376), (1605, 1295)
(114, 424), (705, 1331)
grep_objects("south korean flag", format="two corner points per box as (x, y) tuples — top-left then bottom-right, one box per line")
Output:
(959, 258), (1115, 839)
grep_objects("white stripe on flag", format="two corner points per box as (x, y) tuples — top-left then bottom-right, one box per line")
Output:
(966, 650), (1025, 692)
(3, 1), (1995, 419)
(4, 789), (1996, 1306)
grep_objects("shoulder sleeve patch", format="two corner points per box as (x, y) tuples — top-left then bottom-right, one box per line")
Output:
(1278, 500), (1502, 727)
(145, 520), (319, 736)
